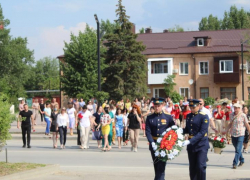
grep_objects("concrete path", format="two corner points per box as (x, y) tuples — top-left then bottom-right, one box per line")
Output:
(1, 138), (250, 180)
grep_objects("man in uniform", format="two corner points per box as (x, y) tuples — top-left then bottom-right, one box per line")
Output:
(146, 97), (175, 180)
(182, 99), (209, 180)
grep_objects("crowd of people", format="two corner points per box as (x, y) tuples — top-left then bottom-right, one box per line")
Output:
(17, 96), (250, 155)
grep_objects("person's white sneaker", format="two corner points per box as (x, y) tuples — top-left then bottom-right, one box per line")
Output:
(134, 148), (137, 152)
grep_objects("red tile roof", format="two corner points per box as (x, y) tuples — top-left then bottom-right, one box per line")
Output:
(137, 29), (250, 54)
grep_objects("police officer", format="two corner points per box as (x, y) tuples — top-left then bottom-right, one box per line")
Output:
(182, 99), (209, 180)
(146, 97), (175, 180)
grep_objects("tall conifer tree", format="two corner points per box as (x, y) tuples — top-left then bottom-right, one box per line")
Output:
(102, 0), (147, 100)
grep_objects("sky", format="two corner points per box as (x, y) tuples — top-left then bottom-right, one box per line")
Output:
(1, 0), (250, 61)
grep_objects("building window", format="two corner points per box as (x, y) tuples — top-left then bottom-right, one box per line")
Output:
(219, 60), (233, 73)
(199, 62), (209, 75)
(200, 88), (209, 99)
(180, 88), (189, 97)
(247, 61), (250, 74)
(197, 38), (204, 46)
(154, 88), (166, 98)
(179, 62), (188, 75)
(220, 87), (236, 100)
(154, 62), (168, 74)
(248, 87), (250, 99)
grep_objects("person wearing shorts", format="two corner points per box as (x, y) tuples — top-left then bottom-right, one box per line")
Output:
(67, 102), (77, 136)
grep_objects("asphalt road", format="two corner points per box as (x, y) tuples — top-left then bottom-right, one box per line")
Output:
(1, 138), (250, 180)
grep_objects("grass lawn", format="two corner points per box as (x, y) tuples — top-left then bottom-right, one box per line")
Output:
(0, 162), (46, 176)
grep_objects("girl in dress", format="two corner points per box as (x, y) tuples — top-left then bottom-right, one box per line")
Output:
(67, 102), (77, 136)
(115, 108), (124, 149)
(50, 107), (59, 148)
(32, 99), (40, 125)
(99, 108), (111, 151)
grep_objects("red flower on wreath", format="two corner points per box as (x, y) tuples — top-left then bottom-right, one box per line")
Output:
(159, 130), (178, 151)
(214, 136), (217, 140)
(166, 145), (172, 150)
(220, 139), (224, 143)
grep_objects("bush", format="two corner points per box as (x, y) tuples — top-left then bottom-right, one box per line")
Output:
(0, 94), (16, 152)
(95, 91), (109, 105)
(204, 97), (215, 105)
(171, 91), (183, 103)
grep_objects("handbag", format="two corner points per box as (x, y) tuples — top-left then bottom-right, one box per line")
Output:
(92, 130), (102, 140)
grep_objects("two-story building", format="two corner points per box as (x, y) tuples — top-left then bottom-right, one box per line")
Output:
(137, 28), (250, 100)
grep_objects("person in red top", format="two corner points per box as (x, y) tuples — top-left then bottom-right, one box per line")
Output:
(224, 106), (232, 143)
(171, 104), (181, 127)
(181, 105), (191, 129)
(213, 105), (225, 136)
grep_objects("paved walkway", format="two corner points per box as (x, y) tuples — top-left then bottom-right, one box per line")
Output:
(1, 138), (250, 180)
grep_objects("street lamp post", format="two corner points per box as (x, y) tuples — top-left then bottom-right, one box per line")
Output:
(94, 14), (101, 92)
(241, 40), (244, 101)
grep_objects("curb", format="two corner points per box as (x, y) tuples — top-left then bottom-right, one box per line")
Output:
(1, 164), (60, 180)
(10, 135), (149, 141)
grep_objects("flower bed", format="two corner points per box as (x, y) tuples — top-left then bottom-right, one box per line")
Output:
(152, 125), (184, 162)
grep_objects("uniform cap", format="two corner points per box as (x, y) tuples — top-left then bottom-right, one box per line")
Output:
(216, 105), (221, 108)
(151, 97), (164, 105)
(226, 106), (231, 109)
(188, 99), (200, 107)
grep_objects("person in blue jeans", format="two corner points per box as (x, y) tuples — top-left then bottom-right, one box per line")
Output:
(224, 103), (250, 169)
(115, 108), (124, 149)
(44, 103), (52, 135)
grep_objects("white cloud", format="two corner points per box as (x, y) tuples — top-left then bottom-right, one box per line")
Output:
(181, 21), (199, 31)
(230, 0), (250, 7)
(28, 22), (89, 60)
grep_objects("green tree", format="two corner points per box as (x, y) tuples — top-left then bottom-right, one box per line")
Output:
(61, 25), (104, 98)
(0, 4), (34, 102)
(24, 57), (60, 90)
(199, 5), (250, 31)
(168, 25), (184, 32)
(163, 75), (182, 103)
(199, 17), (209, 31)
(139, 27), (145, 34)
(199, 15), (221, 30)
(100, 19), (119, 39)
(102, 0), (147, 100)
(0, 93), (15, 151)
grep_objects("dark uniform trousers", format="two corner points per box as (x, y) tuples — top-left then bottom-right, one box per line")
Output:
(146, 111), (175, 180)
(184, 111), (209, 180)
(21, 125), (31, 146)
(150, 144), (166, 180)
(187, 145), (207, 180)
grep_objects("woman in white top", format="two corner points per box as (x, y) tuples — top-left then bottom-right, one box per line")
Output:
(122, 109), (129, 146)
(56, 107), (69, 149)
(67, 102), (77, 136)
(87, 101), (94, 114)
(78, 105), (92, 149)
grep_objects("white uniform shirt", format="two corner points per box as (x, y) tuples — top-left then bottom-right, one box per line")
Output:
(200, 107), (212, 119)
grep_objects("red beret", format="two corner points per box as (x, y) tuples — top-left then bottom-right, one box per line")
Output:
(217, 105), (221, 108)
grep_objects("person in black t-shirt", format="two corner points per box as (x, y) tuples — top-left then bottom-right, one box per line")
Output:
(18, 104), (34, 148)
(39, 98), (45, 122)
(127, 104), (142, 152)
(92, 106), (103, 148)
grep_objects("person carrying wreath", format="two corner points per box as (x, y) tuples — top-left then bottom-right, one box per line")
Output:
(145, 97), (175, 180)
(182, 99), (209, 180)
